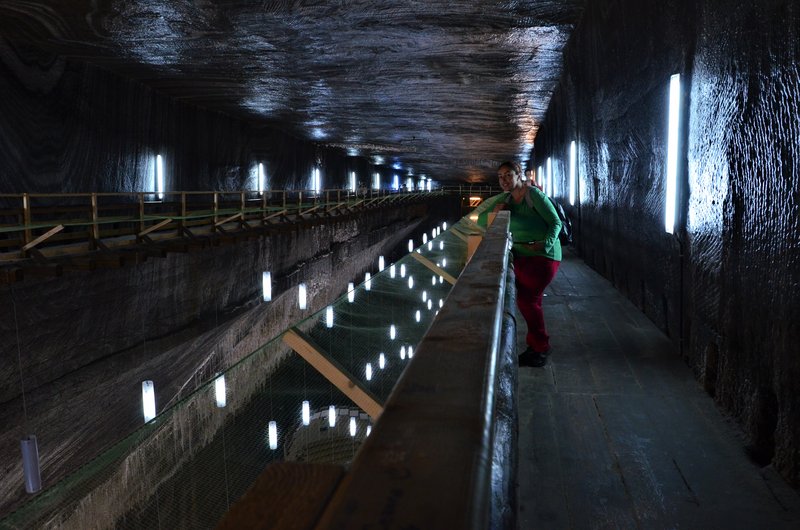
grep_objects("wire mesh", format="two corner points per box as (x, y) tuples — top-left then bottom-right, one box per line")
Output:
(0, 219), (473, 530)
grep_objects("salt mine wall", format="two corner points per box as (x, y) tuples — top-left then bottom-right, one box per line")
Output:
(534, 0), (800, 484)
(0, 47), (462, 514)
(0, 40), (382, 194)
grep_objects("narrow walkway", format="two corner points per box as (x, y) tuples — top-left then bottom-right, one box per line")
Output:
(517, 253), (800, 529)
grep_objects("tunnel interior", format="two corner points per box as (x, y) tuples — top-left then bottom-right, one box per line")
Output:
(1, 0), (799, 523)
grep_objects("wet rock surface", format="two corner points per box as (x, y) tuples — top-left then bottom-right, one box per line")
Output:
(534, 0), (800, 485)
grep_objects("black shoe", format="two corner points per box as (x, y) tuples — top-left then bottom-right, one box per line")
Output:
(518, 347), (548, 368)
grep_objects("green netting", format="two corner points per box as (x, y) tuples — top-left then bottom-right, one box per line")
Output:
(0, 219), (476, 530)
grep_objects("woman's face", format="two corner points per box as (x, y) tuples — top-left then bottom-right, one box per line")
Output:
(497, 165), (521, 191)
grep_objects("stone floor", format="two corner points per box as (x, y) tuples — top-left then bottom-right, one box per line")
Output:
(516, 252), (800, 529)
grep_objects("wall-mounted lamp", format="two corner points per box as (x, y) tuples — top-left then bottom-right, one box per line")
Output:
(665, 73), (681, 234)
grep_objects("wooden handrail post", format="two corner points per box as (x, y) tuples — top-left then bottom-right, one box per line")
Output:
(213, 192), (219, 230)
(22, 193), (32, 248)
(138, 193), (145, 234)
(298, 191), (302, 215)
(90, 193), (100, 250)
(282, 190), (286, 211)
(180, 192), (187, 235)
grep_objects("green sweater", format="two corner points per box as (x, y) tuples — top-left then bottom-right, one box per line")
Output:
(472, 187), (562, 261)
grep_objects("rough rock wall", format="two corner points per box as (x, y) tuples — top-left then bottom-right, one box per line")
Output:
(534, 0), (800, 484)
(0, 197), (458, 516)
(0, 41), (366, 195)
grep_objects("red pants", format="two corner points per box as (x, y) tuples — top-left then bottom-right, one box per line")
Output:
(514, 255), (560, 352)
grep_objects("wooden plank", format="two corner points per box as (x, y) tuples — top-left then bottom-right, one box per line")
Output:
(21, 224), (64, 251)
(548, 393), (639, 529)
(410, 251), (457, 284)
(214, 212), (243, 227)
(263, 209), (287, 221)
(216, 462), (344, 530)
(282, 328), (383, 420)
(517, 391), (569, 528)
(137, 218), (172, 237)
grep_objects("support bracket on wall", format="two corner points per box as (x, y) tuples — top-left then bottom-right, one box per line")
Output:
(410, 251), (457, 284)
(283, 327), (383, 420)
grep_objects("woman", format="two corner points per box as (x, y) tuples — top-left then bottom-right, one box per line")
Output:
(473, 161), (562, 367)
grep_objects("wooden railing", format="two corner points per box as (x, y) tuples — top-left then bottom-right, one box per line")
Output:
(0, 188), (444, 263)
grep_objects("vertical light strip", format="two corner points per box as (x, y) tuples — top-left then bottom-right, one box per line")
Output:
(268, 421), (278, 450)
(350, 171), (357, 193)
(298, 283), (307, 310)
(142, 380), (156, 422)
(312, 167), (321, 194)
(547, 157), (553, 197)
(302, 400), (311, 426)
(262, 271), (272, 302)
(258, 162), (265, 194)
(569, 141), (577, 206)
(665, 73), (681, 234)
(393, 174), (399, 190)
(373, 172), (380, 190)
(214, 375), (226, 408)
(155, 155), (164, 200)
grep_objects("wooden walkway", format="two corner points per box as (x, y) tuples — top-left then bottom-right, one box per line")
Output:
(517, 252), (800, 529)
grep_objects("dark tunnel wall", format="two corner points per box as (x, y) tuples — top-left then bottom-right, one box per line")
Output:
(0, 41), (373, 194)
(534, 0), (800, 484)
(0, 42), (461, 514)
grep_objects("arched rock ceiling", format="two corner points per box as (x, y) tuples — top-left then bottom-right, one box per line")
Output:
(0, 0), (583, 183)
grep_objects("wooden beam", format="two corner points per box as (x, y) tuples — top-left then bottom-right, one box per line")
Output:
(263, 209), (287, 221)
(21, 224), (64, 252)
(283, 328), (383, 420)
(299, 205), (320, 216)
(214, 212), (242, 227)
(138, 218), (172, 237)
(449, 227), (468, 242)
(410, 251), (457, 285)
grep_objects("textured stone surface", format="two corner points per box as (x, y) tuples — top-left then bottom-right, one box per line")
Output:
(534, 0), (800, 484)
(0, 0), (583, 184)
(0, 196), (459, 517)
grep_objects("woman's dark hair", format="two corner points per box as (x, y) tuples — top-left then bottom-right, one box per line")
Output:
(497, 161), (522, 175)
